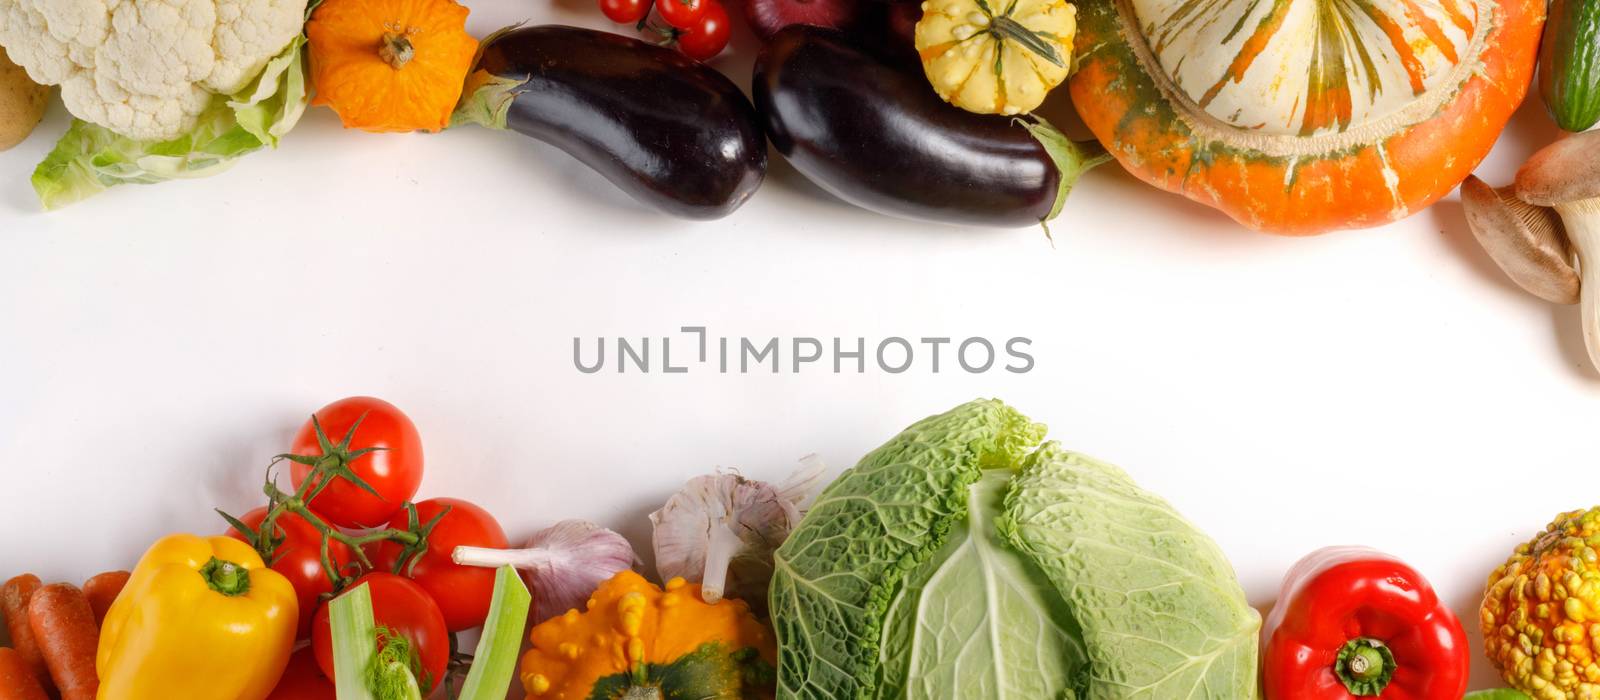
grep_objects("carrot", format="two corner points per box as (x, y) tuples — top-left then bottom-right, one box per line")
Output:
(26, 583), (98, 700)
(0, 648), (48, 700)
(0, 575), (50, 693)
(81, 571), (129, 626)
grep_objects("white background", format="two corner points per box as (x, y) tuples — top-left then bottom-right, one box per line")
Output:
(1, 1), (1595, 692)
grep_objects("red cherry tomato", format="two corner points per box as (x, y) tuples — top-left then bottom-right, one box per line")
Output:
(601, 0), (651, 23)
(267, 647), (335, 700)
(677, 0), (731, 60)
(225, 506), (355, 639)
(656, 0), (708, 29)
(312, 573), (449, 691)
(289, 397), (423, 529)
(373, 498), (508, 632)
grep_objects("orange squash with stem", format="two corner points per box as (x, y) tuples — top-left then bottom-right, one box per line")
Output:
(307, 0), (480, 133)
(1069, 0), (1545, 234)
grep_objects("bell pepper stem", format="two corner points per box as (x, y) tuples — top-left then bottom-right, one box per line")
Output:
(200, 557), (252, 597)
(1335, 638), (1397, 696)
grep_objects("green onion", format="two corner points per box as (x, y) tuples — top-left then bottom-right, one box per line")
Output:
(458, 566), (533, 700)
(330, 583), (378, 700)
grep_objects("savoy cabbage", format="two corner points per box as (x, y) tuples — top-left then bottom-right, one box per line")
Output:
(769, 399), (1259, 700)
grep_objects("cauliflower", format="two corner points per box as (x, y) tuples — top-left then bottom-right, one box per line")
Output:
(0, 0), (309, 141)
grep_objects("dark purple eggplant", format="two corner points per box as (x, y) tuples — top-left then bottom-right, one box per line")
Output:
(455, 25), (766, 220)
(752, 26), (1107, 228)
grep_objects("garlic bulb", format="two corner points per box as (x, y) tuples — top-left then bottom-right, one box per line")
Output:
(453, 519), (638, 624)
(650, 455), (829, 611)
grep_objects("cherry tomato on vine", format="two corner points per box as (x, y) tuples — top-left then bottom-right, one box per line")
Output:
(225, 506), (355, 638)
(601, 0), (651, 23)
(312, 573), (449, 691)
(677, 0), (731, 60)
(288, 396), (423, 529)
(267, 647), (334, 700)
(373, 497), (508, 632)
(655, 0), (707, 29)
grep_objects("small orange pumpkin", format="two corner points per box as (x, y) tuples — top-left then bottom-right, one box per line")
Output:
(307, 0), (480, 133)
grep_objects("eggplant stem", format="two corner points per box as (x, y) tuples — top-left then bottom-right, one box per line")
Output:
(1018, 115), (1111, 230)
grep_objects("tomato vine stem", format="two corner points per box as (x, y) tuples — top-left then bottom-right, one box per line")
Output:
(217, 412), (450, 597)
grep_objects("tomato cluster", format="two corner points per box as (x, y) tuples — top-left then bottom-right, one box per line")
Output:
(600, 0), (732, 60)
(223, 397), (508, 696)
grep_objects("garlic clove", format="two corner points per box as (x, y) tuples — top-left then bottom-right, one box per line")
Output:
(454, 519), (637, 624)
(650, 458), (830, 612)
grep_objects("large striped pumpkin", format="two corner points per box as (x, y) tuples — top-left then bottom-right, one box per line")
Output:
(1069, 0), (1545, 233)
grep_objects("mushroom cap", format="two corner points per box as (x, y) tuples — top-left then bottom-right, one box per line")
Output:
(1462, 175), (1580, 304)
(1516, 130), (1600, 206)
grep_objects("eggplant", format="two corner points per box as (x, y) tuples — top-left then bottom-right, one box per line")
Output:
(753, 26), (1108, 228)
(456, 26), (767, 220)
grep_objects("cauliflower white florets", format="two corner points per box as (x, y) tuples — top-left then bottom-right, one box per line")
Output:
(0, 0), (309, 141)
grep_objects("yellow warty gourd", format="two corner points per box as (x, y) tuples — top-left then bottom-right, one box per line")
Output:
(1483, 507), (1600, 699)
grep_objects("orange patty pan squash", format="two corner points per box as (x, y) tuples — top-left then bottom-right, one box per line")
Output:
(520, 570), (777, 700)
(307, 0), (480, 133)
(1070, 0), (1545, 233)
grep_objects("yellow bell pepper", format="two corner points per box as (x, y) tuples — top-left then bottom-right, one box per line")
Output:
(916, 0), (1077, 115)
(97, 534), (298, 700)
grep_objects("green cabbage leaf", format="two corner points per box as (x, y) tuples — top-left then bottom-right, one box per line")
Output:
(1000, 443), (1261, 699)
(770, 399), (1259, 700)
(770, 399), (1047, 700)
(880, 469), (1089, 699)
(30, 35), (310, 210)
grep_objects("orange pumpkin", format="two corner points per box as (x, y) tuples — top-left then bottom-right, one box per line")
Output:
(307, 0), (480, 133)
(1069, 0), (1545, 234)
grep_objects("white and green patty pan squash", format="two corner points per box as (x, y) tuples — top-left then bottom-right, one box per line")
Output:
(770, 399), (1260, 699)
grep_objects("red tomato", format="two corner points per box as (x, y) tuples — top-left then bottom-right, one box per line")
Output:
(289, 397), (423, 529)
(655, 0), (707, 28)
(677, 1), (731, 60)
(267, 647), (335, 700)
(601, 0), (651, 23)
(373, 498), (508, 632)
(225, 506), (355, 638)
(312, 573), (449, 691)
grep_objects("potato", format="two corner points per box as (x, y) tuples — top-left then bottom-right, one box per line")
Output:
(0, 45), (49, 151)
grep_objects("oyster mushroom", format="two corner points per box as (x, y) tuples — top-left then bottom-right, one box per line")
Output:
(453, 519), (638, 624)
(1515, 131), (1600, 372)
(650, 455), (828, 611)
(1461, 174), (1580, 304)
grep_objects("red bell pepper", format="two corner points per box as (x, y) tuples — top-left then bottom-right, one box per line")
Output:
(1262, 547), (1469, 699)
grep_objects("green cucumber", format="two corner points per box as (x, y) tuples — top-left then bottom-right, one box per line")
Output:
(1541, 0), (1600, 132)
